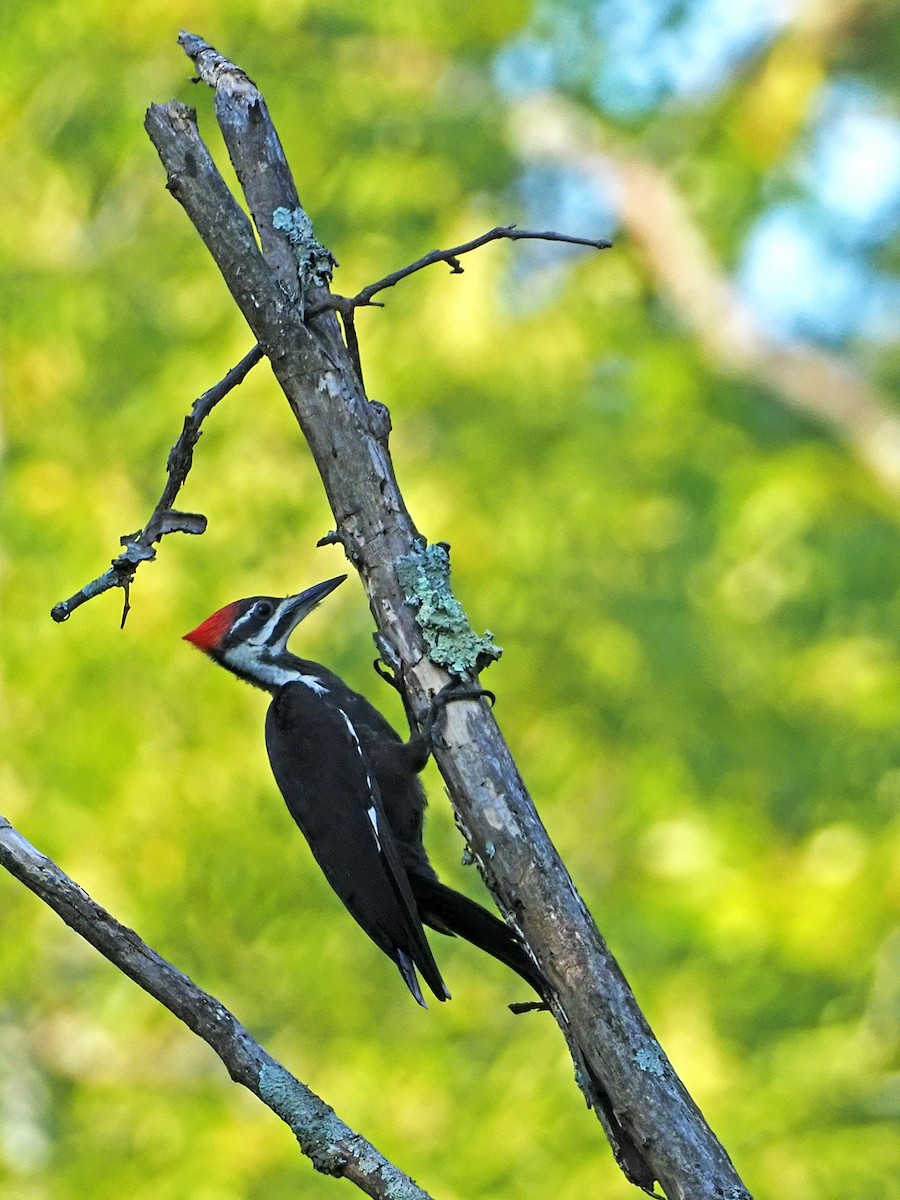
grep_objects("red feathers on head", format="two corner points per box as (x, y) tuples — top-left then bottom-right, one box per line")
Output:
(183, 602), (240, 652)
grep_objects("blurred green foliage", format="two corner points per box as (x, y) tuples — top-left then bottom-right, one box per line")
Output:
(1, 3), (898, 1200)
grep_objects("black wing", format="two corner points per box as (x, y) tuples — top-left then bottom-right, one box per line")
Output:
(265, 681), (449, 1005)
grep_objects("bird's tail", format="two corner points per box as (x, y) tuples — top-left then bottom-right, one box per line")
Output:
(409, 873), (548, 999)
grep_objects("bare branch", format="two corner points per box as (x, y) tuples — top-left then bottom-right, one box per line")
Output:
(178, 30), (341, 344)
(136, 32), (754, 1200)
(49, 32), (754, 1199)
(50, 343), (264, 625)
(307, 225), (612, 321)
(339, 307), (368, 395)
(0, 814), (435, 1200)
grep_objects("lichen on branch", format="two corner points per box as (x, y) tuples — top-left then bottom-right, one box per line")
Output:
(397, 542), (502, 677)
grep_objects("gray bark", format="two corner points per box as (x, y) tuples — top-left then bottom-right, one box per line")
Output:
(133, 31), (752, 1200)
(0, 816), (434, 1200)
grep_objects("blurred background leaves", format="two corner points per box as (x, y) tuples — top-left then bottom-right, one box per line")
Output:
(1, 2), (898, 1198)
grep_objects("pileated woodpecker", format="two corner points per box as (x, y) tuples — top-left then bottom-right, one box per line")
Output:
(184, 574), (656, 1190)
(183, 574), (545, 1006)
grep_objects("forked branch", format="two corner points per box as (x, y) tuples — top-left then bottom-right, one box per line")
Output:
(50, 220), (606, 619)
(50, 344), (263, 626)
(39, 30), (755, 1200)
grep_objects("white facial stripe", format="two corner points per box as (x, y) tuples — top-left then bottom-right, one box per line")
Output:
(225, 642), (303, 688)
(228, 605), (259, 637)
(245, 597), (297, 649)
(268, 595), (308, 650)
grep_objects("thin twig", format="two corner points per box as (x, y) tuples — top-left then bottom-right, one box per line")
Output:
(50, 343), (264, 625)
(306, 225), (611, 320)
(51, 221), (603, 625)
(338, 308), (367, 396)
(0, 814), (435, 1200)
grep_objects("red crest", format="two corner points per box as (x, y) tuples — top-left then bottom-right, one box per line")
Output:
(183, 602), (241, 652)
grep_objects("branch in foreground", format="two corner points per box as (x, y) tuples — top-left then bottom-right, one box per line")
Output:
(307, 225), (612, 320)
(50, 343), (264, 626)
(0, 814), (434, 1200)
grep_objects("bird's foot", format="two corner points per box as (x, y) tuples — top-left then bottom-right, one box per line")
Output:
(419, 681), (495, 751)
(373, 632), (404, 692)
(398, 682), (495, 770)
(373, 656), (399, 689)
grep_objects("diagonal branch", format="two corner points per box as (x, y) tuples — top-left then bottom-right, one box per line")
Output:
(308, 225), (610, 387)
(47, 217), (601, 628)
(49, 31), (755, 1199)
(50, 343), (264, 626)
(133, 33), (753, 1200)
(0, 814), (435, 1200)
(306, 228), (609, 391)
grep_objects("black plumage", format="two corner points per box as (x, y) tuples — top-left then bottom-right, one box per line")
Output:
(184, 578), (546, 1005)
(185, 578), (654, 1190)
(265, 679), (449, 1005)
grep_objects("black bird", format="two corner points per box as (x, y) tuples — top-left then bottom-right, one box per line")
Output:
(184, 575), (656, 1191)
(183, 574), (545, 1006)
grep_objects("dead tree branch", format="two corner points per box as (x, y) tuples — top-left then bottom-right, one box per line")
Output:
(32, 29), (755, 1199)
(307, 225), (612, 319)
(144, 32), (755, 1199)
(50, 343), (264, 626)
(49, 206), (605, 622)
(310, 224), (610, 388)
(0, 815), (435, 1200)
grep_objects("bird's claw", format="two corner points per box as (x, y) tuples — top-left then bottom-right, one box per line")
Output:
(373, 657), (400, 690)
(419, 682), (496, 749)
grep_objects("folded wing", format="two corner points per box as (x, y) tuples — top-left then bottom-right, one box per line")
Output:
(265, 680), (449, 1005)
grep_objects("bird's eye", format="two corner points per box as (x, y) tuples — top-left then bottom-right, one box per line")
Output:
(255, 601), (274, 618)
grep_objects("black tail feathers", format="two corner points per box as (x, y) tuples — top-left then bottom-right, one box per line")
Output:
(409, 873), (548, 999)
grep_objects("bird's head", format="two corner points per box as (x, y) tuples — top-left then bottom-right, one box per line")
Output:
(183, 575), (346, 690)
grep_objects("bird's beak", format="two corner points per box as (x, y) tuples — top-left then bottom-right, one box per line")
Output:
(275, 575), (347, 646)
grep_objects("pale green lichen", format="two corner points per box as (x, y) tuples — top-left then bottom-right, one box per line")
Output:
(260, 1064), (431, 1196)
(635, 1046), (666, 1077)
(396, 542), (501, 677)
(272, 206), (336, 290)
(258, 1062), (346, 1175)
